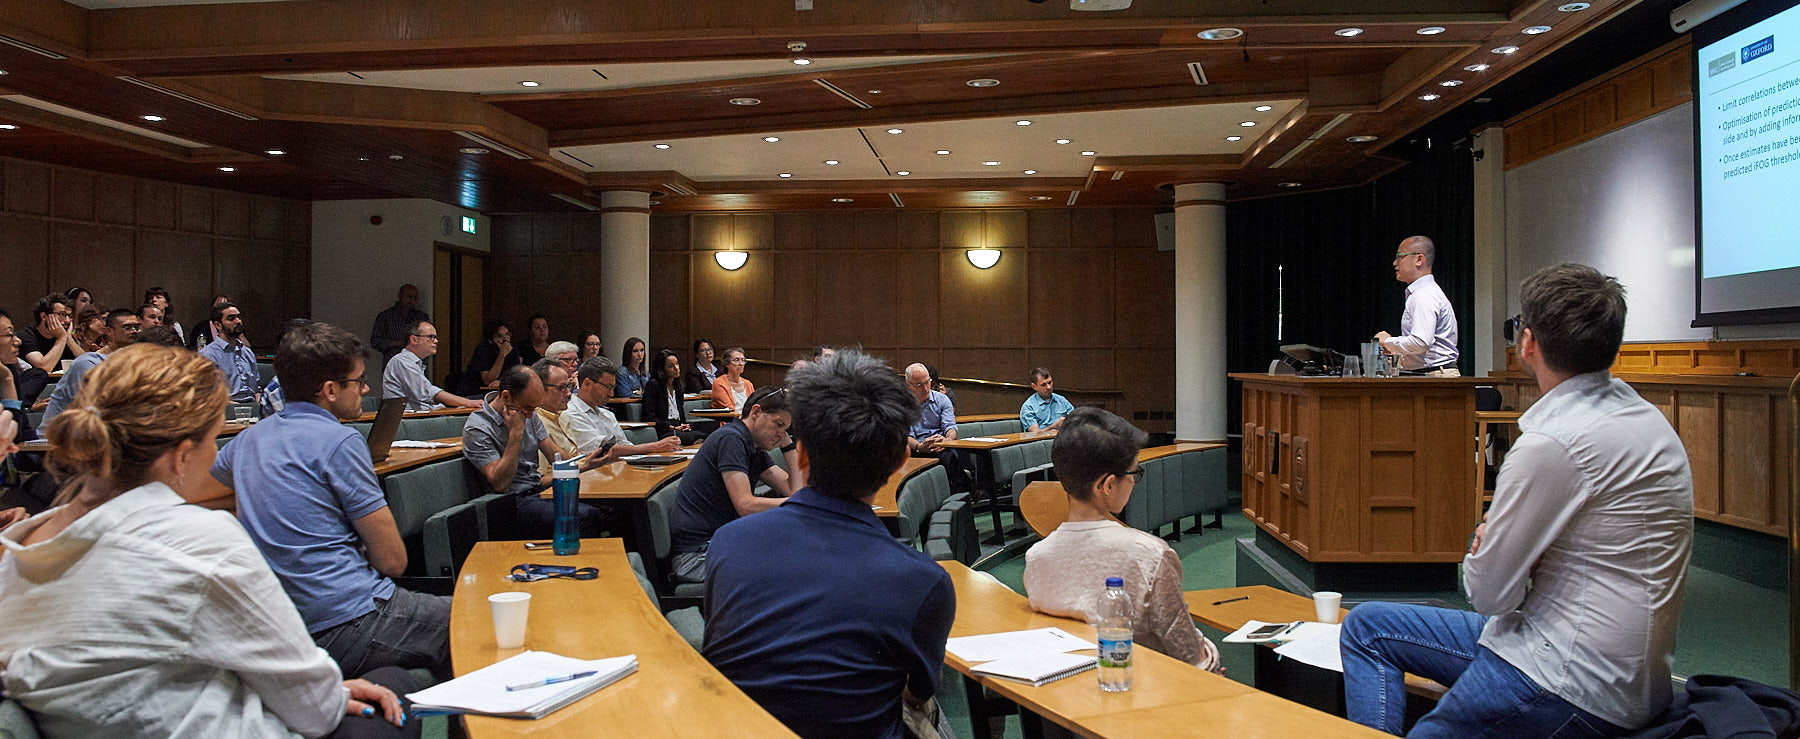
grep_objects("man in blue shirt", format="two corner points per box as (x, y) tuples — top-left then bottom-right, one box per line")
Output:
(1019, 366), (1074, 432)
(666, 387), (794, 583)
(196, 301), (259, 404)
(42, 308), (139, 424)
(210, 321), (450, 678)
(705, 351), (955, 739)
(904, 362), (970, 494)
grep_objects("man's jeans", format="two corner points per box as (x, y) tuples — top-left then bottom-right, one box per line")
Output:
(1340, 602), (1626, 738)
(313, 587), (452, 680)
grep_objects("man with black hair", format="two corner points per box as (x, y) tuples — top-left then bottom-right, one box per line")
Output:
(666, 385), (794, 583)
(462, 363), (614, 537)
(42, 308), (140, 425)
(17, 294), (73, 373)
(210, 321), (451, 678)
(197, 301), (258, 403)
(1342, 263), (1693, 738)
(703, 351), (954, 738)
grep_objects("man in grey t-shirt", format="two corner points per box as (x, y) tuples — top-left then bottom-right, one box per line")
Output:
(462, 364), (614, 536)
(1341, 263), (1693, 738)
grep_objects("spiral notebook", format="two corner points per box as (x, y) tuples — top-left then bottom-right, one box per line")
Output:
(970, 650), (1096, 687)
(405, 651), (637, 719)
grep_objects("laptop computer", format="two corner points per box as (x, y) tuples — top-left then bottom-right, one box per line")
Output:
(366, 397), (408, 463)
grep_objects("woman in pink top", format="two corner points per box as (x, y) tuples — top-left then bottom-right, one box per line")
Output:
(710, 346), (755, 411)
(1021, 407), (1221, 672)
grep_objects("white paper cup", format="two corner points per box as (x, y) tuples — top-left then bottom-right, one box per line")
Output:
(1313, 591), (1343, 625)
(489, 592), (531, 649)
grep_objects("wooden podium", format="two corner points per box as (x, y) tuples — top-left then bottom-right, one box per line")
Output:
(1232, 373), (1485, 591)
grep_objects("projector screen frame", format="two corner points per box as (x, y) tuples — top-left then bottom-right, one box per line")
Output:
(1690, 0), (1800, 327)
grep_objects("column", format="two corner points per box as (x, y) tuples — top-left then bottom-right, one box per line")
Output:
(1173, 182), (1228, 441)
(599, 190), (651, 361)
(1471, 126), (1508, 376)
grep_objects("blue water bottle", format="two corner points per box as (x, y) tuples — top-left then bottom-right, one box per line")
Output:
(551, 456), (581, 555)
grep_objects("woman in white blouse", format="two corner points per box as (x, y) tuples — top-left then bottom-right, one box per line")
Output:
(0, 344), (415, 739)
(1021, 407), (1222, 673)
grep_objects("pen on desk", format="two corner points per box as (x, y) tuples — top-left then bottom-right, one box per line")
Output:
(1212, 596), (1249, 606)
(506, 671), (598, 691)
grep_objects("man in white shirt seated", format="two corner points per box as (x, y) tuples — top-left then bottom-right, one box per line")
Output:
(1341, 263), (1694, 738)
(564, 356), (682, 459)
(1375, 235), (1460, 376)
(381, 319), (480, 412)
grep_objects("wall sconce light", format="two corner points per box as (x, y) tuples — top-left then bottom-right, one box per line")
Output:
(715, 250), (748, 271)
(966, 248), (1001, 269)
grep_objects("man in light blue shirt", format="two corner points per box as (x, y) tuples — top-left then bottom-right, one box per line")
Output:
(211, 321), (450, 679)
(42, 308), (139, 424)
(1018, 367), (1073, 432)
(905, 362), (969, 493)
(196, 301), (259, 403)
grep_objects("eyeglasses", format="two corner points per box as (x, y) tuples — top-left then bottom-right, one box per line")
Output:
(1123, 468), (1144, 483)
(332, 376), (369, 389)
(413, 333), (439, 341)
(1394, 252), (1423, 260)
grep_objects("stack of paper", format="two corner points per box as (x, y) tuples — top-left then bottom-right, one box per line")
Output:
(965, 437), (1007, 443)
(406, 651), (638, 719)
(391, 440), (454, 449)
(945, 627), (1098, 687)
(1270, 622), (1343, 672)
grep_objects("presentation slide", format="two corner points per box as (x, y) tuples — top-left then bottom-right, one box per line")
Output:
(1695, 0), (1800, 319)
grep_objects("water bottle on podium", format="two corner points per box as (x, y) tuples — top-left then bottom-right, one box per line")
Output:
(551, 456), (581, 555)
(1096, 577), (1133, 691)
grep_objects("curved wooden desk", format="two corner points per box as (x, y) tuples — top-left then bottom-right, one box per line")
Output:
(371, 438), (463, 477)
(451, 539), (796, 738)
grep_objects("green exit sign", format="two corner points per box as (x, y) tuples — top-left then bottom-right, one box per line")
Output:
(461, 216), (477, 234)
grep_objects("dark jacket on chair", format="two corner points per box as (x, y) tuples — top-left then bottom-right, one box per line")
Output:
(1628, 675), (1800, 739)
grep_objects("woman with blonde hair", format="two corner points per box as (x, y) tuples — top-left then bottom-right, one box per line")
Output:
(0, 344), (416, 738)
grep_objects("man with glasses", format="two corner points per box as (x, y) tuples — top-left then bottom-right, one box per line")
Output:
(1375, 235), (1461, 376)
(904, 362), (971, 494)
(383, 319), (481, 412)
(18, 294), (74, 374)
(531, 357), (584, 471)
(564, 356), (682, 461)
(210, 321), (452, 679)
(42, 308), (140, 425)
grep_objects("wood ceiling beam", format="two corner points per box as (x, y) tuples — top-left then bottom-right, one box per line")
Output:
(0, 0), (88, 60)
(675, 177), (1091, 195)
(0, 96), (256, 163)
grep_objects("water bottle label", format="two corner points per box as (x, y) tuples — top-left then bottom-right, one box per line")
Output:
(1098, 637), (1132, 668)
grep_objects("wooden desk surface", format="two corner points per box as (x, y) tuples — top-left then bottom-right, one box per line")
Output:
(1078, 691), (1390, 738)
(451, 539), (796, 739)
(871, 457), (938, 519)
(352, 406), (475, 423)
(619, 421), (653, 430)
(565, 457), (691, 500)
(605, 396), (640, 406)
(1138, 441), (1227, 462)
(938, 429), (1057, 451)
(371, 438), (463, 476)
(1228, 373), (1491, 388)
(691, 408), (738, 419)
(1474, 410), (1524, 422)
(1183, 587), (1446, 700)
(956, 413), (1018, 423)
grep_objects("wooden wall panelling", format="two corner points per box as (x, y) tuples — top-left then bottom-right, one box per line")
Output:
(895, 212), (938, 249)
(649, 214), (689, 253)
(252, 197), (286, 241)
(813, 250), (898, 347)
(1718, 392), (1774, 527)
(1114, 209), (1159, 247)
(1113, 352), (1174, 431)
(648, 251), (690, 352)
(570, 212), (604, 252)
(531, 252), (603, 340)
(95, 175), (135, 225)
(50, 223), (136, 310)
(689, 214), (731, 253)
(1504, 42), (1692, 169)
(0, 216), (51, 313)
(853, 211), (898, 251)
(940, 348), (1031, 391)
(1113, 249), (1175, 348)
(134, 231), (215, 325)
(51, 170), (95, 221)
(1028, 210), (1072, 249)
(939, 211), (982, 248)
(1070, 208), (1115, 248)
(689, 249), (773, 350)
(983, 211), (1026, 248)
(531, 213), (572, 255)
(772, 212), (817, 250)
(733, 214), (772, 251)
(481, 255), (533, 332)
(5, 161), (51, 216)
(893, 249), (940, 346)
(214, 191), (251, 238)
(1028, 249), (1113, 348)
(1677, 391), (1721, 518)
(817, 212), (855, 250)
(284, 199), (310, 244)
(134, 180), (176, 230)
(282, 246), (311, 331)
(491, 214), (534, 257)
(938, 247), (1027, 348)
(1316, 393), (1363, 556)
(770, 250), (819, 347)
(178, 186), (213, 234)
(1026, 347), (1115, 398)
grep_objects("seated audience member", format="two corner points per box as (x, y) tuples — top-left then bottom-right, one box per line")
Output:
(616, 336), (650, 397)
(710, 346), (755, 411)
(384, 320), (481, 412)
(576, 331), (603, 361)
(644, 348), (703, 444)
(531, 358), (582, 471)
(810, 345), (835, 362)
(545, 340), (579, 376)
(1019, 367), (1074, 432)
(666, 387), (794, 583)
(1342, 264), (1694, 738)
(517, 314), (551, 366)
(455, 320), (520, 397)
(138, 302), (165, 329)
(260, 318), (311, 417)
(1023, 407), (1221, 672)
(187, 294), (232, 351)
(925, 364), (955, 404)
(368, 283), (428, 361)
(136, 325), (185, 348)
(69, 306), (110, 355)
(563, 356), (682, 459)
(62, 287), (92, 318)
(0, 344), (414, 738)
(904, 362), (969, 493)
(1, 308), (51, 514)
(18, 294), (74, 373)
(143, 287), (185, 343)
(2, 307), (51, 407)
(704, 351), (955, 739)
(197, 301), (259, 403)
(43, 308), (140, 424)
(462, 364), (612, 537)
(685, 338), (720, 393)
(212, 321), (451, 680)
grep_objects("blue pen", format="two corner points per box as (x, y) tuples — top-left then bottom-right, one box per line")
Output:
(505, 671), (598, 691)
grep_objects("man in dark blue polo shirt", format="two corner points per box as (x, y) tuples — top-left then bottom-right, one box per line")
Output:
(665, 386), (795, 583)
(703, 352), (956, 739)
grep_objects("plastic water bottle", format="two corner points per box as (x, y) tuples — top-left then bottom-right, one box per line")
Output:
(1096, 576), (1133, 691)
(551, 456), (580, 555)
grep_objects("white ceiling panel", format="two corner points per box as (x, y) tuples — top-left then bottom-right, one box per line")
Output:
(270, 55), (1002, 95)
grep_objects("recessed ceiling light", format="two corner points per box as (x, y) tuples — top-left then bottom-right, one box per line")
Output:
(966, 78), (1000, 87)
(1440, 80), (1464, 87)
(1418, 93), (1441, 101)
(1557, 2), (1590, 10)
(763, 136), (781, 142)
(824, 159), (839, 165)
(142, 115), (164, 122)
(1346, 135), (1379, 143)
(0, 70), (8, 75)
(779, 173), (792, 178)
(730, 97), (762, 105)
(1277, 182), (1302, 187)
(1254, 105), (1274, 112)
(654, 143), (671, 149)
(1054, 138), (1071, 144)
(520, 81), (540, 87)
(935, 150), (951, 155)
(1240, 121), (1257, 127)
(832, 198), (854, 203)
(1464, 63), (1490, 72)
(1522, 25), (1551, 34)
(0, 124), (18, 130)
(218, 167), (235, 172)
(1022, 169), (1037, 174)
(1016, 120), (1032, 126)
(358, 157), (371, 162)
(982, 161), (1000, 166)
(1226, 136), (1242, 141)
(896, 170), (910, 176)
(388, 154), (404, 161)
(1080, 151), (1096, 156)
(1197, 27), (1244, 40)
(266, 149), (286, 155)
(1475, 97), (1493, 103)
(1492, 45), (1519, 54)
(867, 89), (882, 94)
(792, 58), (812, 65)
(1416, 26), (1446, 35)
(1030, 195), (1052, 201)
(886, 128), (904, 134)
(1335, 27), (1364, 37)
